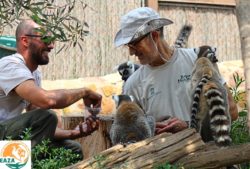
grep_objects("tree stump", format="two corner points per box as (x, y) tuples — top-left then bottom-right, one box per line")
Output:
(61, 115), (113, 159)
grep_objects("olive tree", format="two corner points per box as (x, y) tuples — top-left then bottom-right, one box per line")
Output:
(0, 0), (89, 51)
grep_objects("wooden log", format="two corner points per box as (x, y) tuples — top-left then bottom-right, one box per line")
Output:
(64, 128), (205, 169)
(61, 115), (113, 159)
(176, 142), (250, 169)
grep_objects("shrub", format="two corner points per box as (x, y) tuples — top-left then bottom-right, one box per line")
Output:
(15, 128), (81, 169)
(32, 139), (81, 169)
(230, 73), (250, 169)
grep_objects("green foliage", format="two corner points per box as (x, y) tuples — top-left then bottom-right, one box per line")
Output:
(11, 128), (81, 169)
(229, 72), (246, 104)
(32, 139), (81, 169)
(0, 0), (89, 51)
(90, 155), (107, 169)
(231, 110), (250, 145)
(154, 162), (183, 169)
(90, 154), (129, 169)
(5, 136), (13, 140)
(229, 72), (250, 144)
(229, 73), (250, 169)
(20, 127), (32, 140)
(230, 111), (250, 169)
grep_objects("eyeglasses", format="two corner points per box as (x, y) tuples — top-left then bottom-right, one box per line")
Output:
(127, 33), (149, 49)
(25, 34), (55, 44)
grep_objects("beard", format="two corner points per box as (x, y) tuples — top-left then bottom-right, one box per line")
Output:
(29, 43), (49, 65)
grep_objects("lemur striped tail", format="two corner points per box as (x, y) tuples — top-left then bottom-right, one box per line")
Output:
(190, 75), (209, 130)
(174, 24), (192, 48)
(204, 83), (232, 147)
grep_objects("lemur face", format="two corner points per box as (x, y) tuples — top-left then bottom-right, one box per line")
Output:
(112, 94), (134, 108)
(117, 61), (140, 81)
(194, 46), (218, 63)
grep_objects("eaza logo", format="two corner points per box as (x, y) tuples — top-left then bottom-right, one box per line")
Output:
(0, 141), (31, 169)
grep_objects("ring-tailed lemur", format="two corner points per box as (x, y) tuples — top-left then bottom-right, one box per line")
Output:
(194, 45), (218, 63)
(110, 94), (155, 146)
(117, 61), (140, 82)
(116, 61), (140, 93)
(191, 46), (219, 129)
(190, 46), (231, 147)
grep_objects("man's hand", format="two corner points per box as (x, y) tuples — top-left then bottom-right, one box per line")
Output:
(71, 116), (99, 139)
(155, 117), (188, 134)
(83, 89), (102, 109)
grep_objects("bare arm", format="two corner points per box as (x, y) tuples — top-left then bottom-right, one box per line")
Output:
(26, 103), (39, 111)
(54, 117), (99, 140)
(224, 84), (238, 121)
(15, 79), (102, 140)
(15, 79), (101, 109)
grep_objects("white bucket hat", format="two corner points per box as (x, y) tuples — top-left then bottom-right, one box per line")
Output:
(114, 7), (173, 47)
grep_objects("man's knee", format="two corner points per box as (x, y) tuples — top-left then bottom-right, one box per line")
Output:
(74, 142), (83, 160)
(28, 109), (58, 139)
(67, 140), (83, 160)
(30, 109), (58, 126)
(45, 110), (58, 124)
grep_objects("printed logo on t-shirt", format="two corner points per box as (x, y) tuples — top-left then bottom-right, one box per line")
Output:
(147, 85), (161, 101)
(178, 75), (191, 83)
(150, 87), (154, 96)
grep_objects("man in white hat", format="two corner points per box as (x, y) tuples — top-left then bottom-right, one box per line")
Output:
(114, 7), (238, 134)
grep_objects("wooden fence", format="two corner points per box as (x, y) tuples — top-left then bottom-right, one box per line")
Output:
(2, 0), (241, 80)
(159, 1), (241, 61)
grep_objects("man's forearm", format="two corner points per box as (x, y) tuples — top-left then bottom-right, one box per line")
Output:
(224, 84), (238, 121)
(26, 103), (39, 111)
(47, 88), (89, 109)
(54, 127), (73, 140)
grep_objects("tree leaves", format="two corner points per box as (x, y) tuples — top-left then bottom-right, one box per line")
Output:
(0, 0), (89, 52)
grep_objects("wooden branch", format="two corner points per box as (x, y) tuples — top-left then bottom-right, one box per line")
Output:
(64, 129), (205, 169)
(177, 143), (250, 169)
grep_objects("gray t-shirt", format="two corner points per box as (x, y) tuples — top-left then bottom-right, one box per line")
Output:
(123, 48), (224, 122)
(0, 53), (41, 122)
